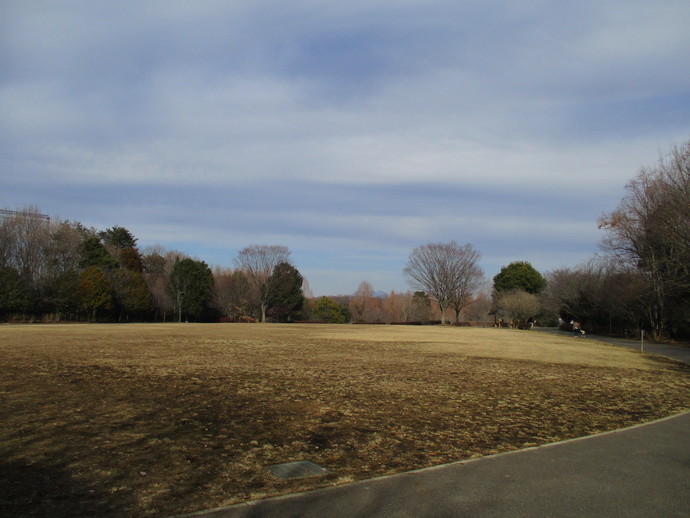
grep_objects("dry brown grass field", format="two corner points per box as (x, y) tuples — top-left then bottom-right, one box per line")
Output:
(1, 323), (689, 517)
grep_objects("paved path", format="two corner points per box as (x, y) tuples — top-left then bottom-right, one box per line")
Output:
(590, 334), (690, 364)
(534, 327), (690, 364)
(178, 329), (690, 518)
(181, 412), (690, 517)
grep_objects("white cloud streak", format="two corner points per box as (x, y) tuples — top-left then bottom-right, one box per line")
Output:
(2, 0), (689, 294)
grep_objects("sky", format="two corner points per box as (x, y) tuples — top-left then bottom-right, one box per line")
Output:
(2, 1), (690, 296)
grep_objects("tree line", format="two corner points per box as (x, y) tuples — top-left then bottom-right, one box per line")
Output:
(1, 140), (688, 338)
(400, 141), (689, 340)
(0, 219), (304, 323)
(0, 209), (494, 326)
(546, 140), (689, 340)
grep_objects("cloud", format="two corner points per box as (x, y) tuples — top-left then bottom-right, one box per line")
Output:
(2, 1), (689, 295)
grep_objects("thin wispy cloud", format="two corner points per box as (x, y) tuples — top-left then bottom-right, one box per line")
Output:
(2, 1), (689, 294)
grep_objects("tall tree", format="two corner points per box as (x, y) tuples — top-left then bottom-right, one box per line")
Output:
(142, 246), (182, 321)
(39, 221), (87, 316)
(79, 237), (118, 269)
(99, 226), (137, 249)
(43, 269), (80, 321)
(267, 262), (305, 322)
(168, 258), (213, 322)
(493, 261), (547, 294)
(44, 221), (84, 279)
(404, 241), (483, 324)
(0, 266), (30, 318)
(381, 290), (406, 323)
(100, 226), (143, 271)
(599, 140), (690, 339)
(75, 266), (113, 321)
(142, 246), (173, 277)
(0, 206), (51, 289)
(235, 245), (291, 323)
(410, 291), (431, 322)
(349, 281), (375, 322)
(447, 243), (484, 323)
(110, 269), (152, 320)
(212, 268), (253, 321)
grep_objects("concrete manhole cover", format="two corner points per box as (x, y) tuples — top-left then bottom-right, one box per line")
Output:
(267, 461), (331, 480)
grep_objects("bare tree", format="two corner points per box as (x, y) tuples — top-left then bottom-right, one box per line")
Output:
(212, 267), (252, 321)
(44, 221), (84, 278)
(494, 290), (541, 327)
(599, 140), (690, 339)
(463, 286), (493, 322)
(382, 290), (409, 323)
(235, 245), (291, 323)
(301, 276), (314, 299)
(0, 206), (51, 287)
(404, 241), (483, 324)
(349, 281), (374, 322)
(447, 243), (484, 323)
(141, 246), (183, 321)
(545, 258), (649, 337)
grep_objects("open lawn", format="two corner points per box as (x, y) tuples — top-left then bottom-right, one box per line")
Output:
(1, 323), (689, 517)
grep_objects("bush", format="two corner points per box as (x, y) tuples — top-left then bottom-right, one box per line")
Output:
(312, 297), (351, 323)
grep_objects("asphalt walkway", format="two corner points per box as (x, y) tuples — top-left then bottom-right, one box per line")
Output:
(533, 327), (690, 364)
(591, 334), (690, 364)
(182, 412), (690, 517)
(179, 330), (690, 518)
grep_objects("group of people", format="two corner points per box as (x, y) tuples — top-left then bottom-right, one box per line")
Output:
(496, 318), (535, 330)
(557, 317), (586, 337)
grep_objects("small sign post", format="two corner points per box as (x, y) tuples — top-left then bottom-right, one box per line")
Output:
(641, 330), (644, 352)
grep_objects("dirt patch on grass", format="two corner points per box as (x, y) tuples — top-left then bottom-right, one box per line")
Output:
(1, 324), (689, 517)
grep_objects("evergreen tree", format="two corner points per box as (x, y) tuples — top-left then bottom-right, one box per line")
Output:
(313, 297), (351, 323)
(79, 237), (118, 269)
(267, 262), (305, 322)
(0, 266), (30, 318)
(493, 261), (547, 294)
(168, 258), (213, 322)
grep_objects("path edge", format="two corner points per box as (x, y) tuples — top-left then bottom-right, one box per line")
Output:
(172, 408), (690, 517)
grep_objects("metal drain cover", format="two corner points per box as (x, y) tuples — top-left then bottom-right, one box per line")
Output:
(267, 461), (331, 480)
